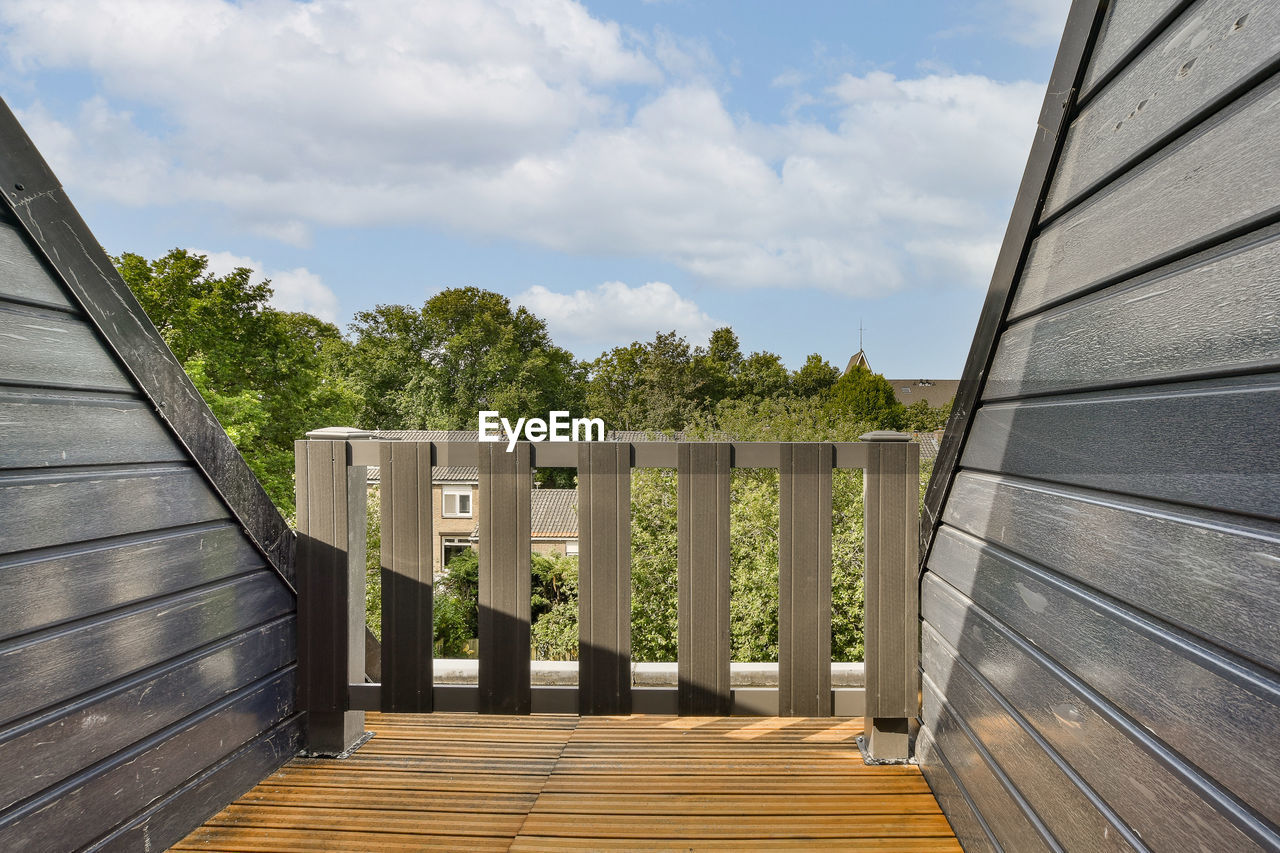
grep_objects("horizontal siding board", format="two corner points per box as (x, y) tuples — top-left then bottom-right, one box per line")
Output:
(986, 224), (1280, 399)
(960, 374), (1280, 519)
(0, 669), (296, 853)
(0, 571), (293, 728)
(931, 526), (1280, 825)
(0, 390), (183, 469)
(1084, 0), (1190, 92)
(921, 628), (1139, 853)
(1011, 75), (1280, 320)
(85, 716), (303, 853)
(943, 472), (1280, 674)
(0, 303), (133, 392)
(1049, 0), (1280, 217)
(915, 726), (998, 853)
(922, 573), (1275, 852)
(920, 680), (1055, 853)
(0, 216), (74, 310)
(0, 617), (295, 811)
(0, 466), (229, 553)
(0, 523), (264, 643)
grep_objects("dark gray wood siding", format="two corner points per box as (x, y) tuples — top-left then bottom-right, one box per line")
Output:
(920, 1), (1280, 850)
(0, 197), (299, 846)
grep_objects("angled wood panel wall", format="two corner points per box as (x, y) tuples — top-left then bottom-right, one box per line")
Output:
(920, 1), (1280, 850)
(0, 119), (300, 850)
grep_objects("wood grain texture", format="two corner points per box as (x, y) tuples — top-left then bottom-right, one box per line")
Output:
(0, 670), (296, 853)
(0, 215), (74, 310)
(0, 388), (184, 469)
(923, 574), (1278, 852)
(930, 525), (1280, 825)
(0, 465), (229, 554)
(1083, 0), (1189, 92)
(863, 442), (920, 719)
(677, 443), (732, 715)
(478, 442), (532, 714)
(920, 680), (1054, 853)
(85, 717), (303, 853)
(0, 99), (294, 581)
(921, 632), (1139, 853)
(943, 471), (1280, 672)
(778, 443), (832, 716)
(0, 617), (294, 812)
(0, 303), (133, 392)
(0, 522), (262, 642)
(986, 224), (1280, 399)
(1049, 0), (1280, 217)
(578, 442), (631, 715)
(914, 726), (997, 853)
(177, 712), (959, 852)
(0, 570), (293, 728)
(380, 441), (432, 713)
(1012, 76), (1280, 320)
(961, 374), (1280, 520)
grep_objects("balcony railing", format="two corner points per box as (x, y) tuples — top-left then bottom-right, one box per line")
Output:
(294, 431), (919, 761)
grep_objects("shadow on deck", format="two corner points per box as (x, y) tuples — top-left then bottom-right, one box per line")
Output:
(175, 713), (958, 851)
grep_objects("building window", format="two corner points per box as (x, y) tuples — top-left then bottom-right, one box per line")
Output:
(442, 537), (471, 567)
(443, 486), (472, 517)
(565, 539), (579, 556)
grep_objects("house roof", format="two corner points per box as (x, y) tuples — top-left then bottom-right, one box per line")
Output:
(844, 350), (871, 373)
(470, 488), (579, 540)
(888, 379), (960, 409)
(910, 431), (945, 462)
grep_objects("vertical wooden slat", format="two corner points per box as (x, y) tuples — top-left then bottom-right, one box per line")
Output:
(578, 442), (632, 715)
(478, 442), (532, 714)
(779, 442), (833, 716)
(863, 437), (920, 760)
(677, 442), (731, 715)
(380, 441), (433, 712)
(295, 438), (366, 754)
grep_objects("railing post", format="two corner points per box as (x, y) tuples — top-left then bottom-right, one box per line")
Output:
(477, 441), (532, 714)
(296, 426), (374, 755)
(677, 442), (732, 715)
(579, 442), (632, 715)
(380, 438), (433, 712)
(779, 443), (833, 716)
(860, 431), (920, 761)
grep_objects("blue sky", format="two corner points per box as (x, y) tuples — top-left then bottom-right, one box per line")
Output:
(0, 0), (1069, 377)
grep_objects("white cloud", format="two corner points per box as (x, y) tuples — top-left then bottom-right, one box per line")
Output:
(517, 281), (719, 352)
(3, 1), (1045, 298)
(195, 249), (340, 322)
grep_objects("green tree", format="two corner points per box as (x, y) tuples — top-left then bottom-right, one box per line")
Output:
(792, 354), (841, 398)
(733, 351), (791, 401)
(115, 249), (359, 514)
(345, 287), (585, 430)
(903, 398), (953, 431)
(433, 549), (480, 657)
(823, 364), (906, 430)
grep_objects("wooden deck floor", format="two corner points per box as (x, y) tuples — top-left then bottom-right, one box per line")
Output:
(174, 712), (959, 852)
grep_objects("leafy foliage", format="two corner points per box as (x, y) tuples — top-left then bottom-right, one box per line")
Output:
(345, 287), (584, 430)
(433, 549), (480, 658)
(114, 249), (358, 514)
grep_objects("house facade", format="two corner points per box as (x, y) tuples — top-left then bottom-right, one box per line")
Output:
(369, 430), (578, 575)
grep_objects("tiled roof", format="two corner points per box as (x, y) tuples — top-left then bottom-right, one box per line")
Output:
(469, 488), (579, 540)
(367, 465), (476, 484)
(374, 429), (479, 441)
(911, 430), (945, 461)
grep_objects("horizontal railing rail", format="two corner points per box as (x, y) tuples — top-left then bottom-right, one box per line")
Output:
(295, 432), (919, 761)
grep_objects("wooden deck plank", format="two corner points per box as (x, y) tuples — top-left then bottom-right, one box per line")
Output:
(178, 711), (959, 851)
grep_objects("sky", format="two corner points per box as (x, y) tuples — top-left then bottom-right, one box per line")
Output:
(0, 0), (1071, 378)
